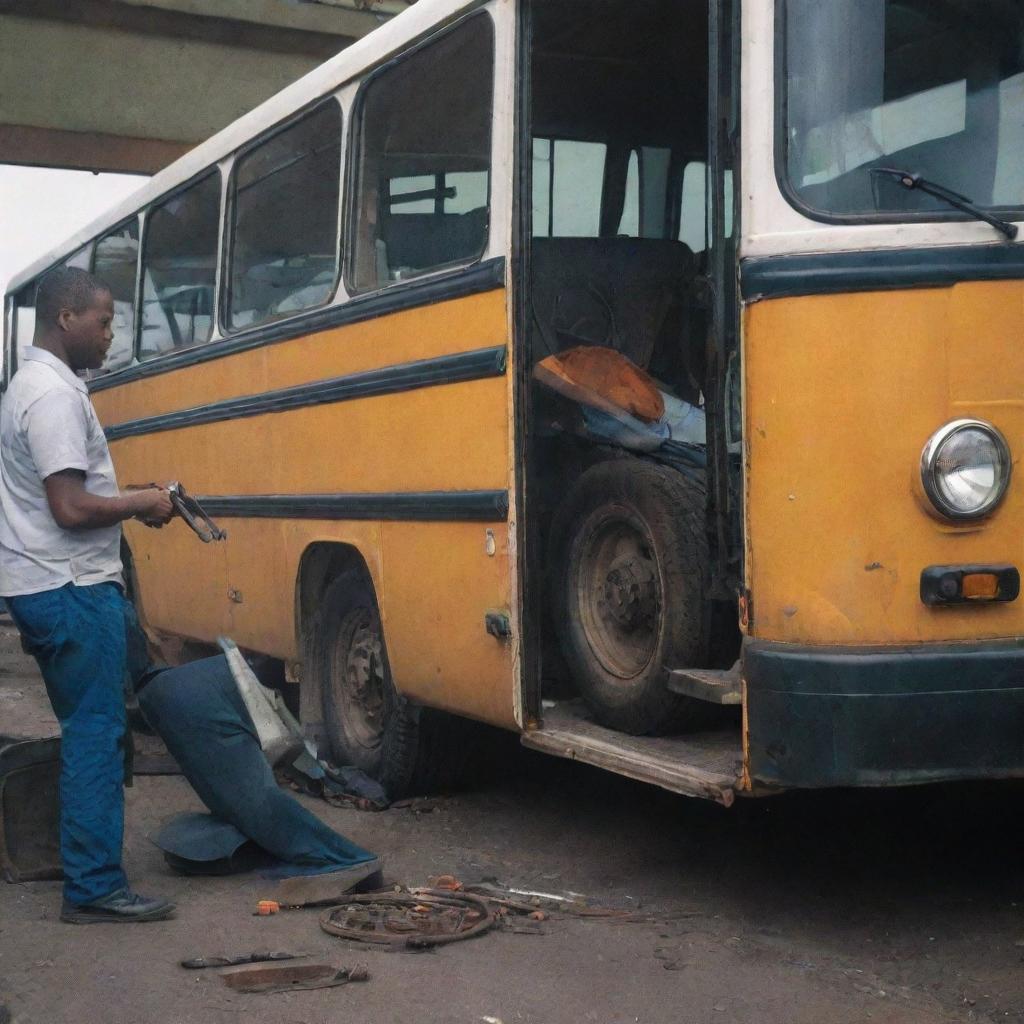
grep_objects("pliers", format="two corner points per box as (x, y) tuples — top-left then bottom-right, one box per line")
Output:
(167, 482), (226, 543)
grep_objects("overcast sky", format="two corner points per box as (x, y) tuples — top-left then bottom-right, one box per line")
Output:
(0, 165), (146, 295)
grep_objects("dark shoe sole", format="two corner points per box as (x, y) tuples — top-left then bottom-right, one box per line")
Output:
(352, 868), (384, 893)
(60, 903), (176, 925)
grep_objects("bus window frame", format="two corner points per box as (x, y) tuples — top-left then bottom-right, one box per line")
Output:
(138, 166), (225, 362)
(772, 0), (1024, 231)
(343, 8), (496, 298)
(220, 96), (345, 337)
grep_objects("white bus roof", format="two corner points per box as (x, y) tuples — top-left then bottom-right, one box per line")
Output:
(6, 0), (476, 296)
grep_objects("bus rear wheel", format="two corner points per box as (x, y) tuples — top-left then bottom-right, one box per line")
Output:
(314, 570), (470, 800)
(549, 459), (713, 736)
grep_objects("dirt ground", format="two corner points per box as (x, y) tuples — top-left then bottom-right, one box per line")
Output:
(3, 619), (1024, 1024)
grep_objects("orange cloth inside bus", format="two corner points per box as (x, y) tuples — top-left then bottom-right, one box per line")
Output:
(534, 346), (665, 423)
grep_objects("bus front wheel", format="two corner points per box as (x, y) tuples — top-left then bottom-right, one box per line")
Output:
(313, 570), (468, 800)
(549, 459), (713, 736)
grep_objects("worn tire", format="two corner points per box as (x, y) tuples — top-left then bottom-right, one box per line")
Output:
(549, 458), (712, 735)
(314, 570), (474, 799)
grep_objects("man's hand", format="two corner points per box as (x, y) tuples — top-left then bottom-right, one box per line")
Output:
(131, 487), (174, 528)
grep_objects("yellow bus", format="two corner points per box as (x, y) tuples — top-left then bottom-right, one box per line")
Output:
(5, 0), (1024, 806)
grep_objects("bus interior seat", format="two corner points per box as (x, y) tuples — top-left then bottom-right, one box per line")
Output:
(530, 237), (704, 401)
(380, 207), (489, 279)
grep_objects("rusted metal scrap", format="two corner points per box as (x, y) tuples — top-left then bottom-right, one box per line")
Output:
(319, 889), (497, 949)
(316, 880), (665, 952)
(464, 883), (656, 921)
(219, 962), (369, 994)
(428, 874), (464, 891)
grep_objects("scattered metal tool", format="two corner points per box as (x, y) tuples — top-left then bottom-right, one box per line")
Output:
(219, 962), (369, 994)
(167, 482), (226, 543)
(180, 950), (307, 970)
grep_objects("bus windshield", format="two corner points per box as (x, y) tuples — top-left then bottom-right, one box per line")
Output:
(781, 0), (1024, 220)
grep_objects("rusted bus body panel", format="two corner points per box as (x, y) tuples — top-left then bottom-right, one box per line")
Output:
(92, 287), (521, 730)
(743, 279), (1024, 647)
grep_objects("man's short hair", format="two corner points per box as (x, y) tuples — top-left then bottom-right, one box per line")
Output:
(35, 266), (111, 325)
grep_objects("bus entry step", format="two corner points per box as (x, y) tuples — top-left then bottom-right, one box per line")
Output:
(667, 664), (742, 705)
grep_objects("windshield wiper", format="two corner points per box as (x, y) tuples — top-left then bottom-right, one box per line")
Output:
(870, 167), (1018, 241)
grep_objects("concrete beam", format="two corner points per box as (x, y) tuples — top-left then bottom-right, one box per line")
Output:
(0, 0), (412, 173)
(0, 14), (323, 142)
(112, 0), (405, 39)
(0, 0), (359, 59)
(0, 124), (190, 175)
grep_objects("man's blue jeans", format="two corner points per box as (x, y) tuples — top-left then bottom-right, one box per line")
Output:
(7, 582), (129, 905)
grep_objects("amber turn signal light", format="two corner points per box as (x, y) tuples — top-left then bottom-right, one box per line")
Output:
(961, 574), (1000, 600)
(920, 565), (1019, 606)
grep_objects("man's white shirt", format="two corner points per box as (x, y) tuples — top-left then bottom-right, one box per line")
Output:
(0, 347), (123, 597)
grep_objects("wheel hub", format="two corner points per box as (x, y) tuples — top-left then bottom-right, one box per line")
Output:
(337, 619), (386, 750)
(603, 554), (657, 630)
(576, 514), (663, 679)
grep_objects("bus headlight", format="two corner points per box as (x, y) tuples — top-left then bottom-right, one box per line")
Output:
(921, 419), (1011, 521)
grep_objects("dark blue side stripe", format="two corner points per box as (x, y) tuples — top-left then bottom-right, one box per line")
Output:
(196, 490), (509, 522)
(90, 257), (506, 393)
(741, 244), (1024, 301)
(104, 345), (506, 442)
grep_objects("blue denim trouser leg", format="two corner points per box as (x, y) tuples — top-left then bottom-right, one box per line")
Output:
(7, 582), (129, 905)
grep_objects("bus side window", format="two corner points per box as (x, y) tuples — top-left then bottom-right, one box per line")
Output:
(618, 147), (672, 239)
(65, 246), (92, 271)
(679, 161), (708, 253)
(227, 101), (342, 331)
(92, 221), (140, 375)
(532, 139), (607, 238)
(618, 150), (640, 236)
(12, 281), (38, 377)
(140, 172), (220, 359)
(349, 13), (494, 293)
(679, 161), (734, 253)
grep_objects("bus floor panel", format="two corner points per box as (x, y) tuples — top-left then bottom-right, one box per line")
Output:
(522, 700), (741, 807)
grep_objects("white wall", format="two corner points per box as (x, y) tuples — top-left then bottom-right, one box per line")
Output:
(0, 165), (145, 296)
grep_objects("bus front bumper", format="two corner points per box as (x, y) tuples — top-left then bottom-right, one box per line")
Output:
(745, 639), (1024, 788)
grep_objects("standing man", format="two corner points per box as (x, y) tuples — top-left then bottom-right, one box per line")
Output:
(0, 267), (176, 924)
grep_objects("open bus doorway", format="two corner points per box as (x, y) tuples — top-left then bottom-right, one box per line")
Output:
(522, 0), (742, 740)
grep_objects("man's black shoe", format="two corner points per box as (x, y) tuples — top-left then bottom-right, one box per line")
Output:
(60, 887), (175, 924)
